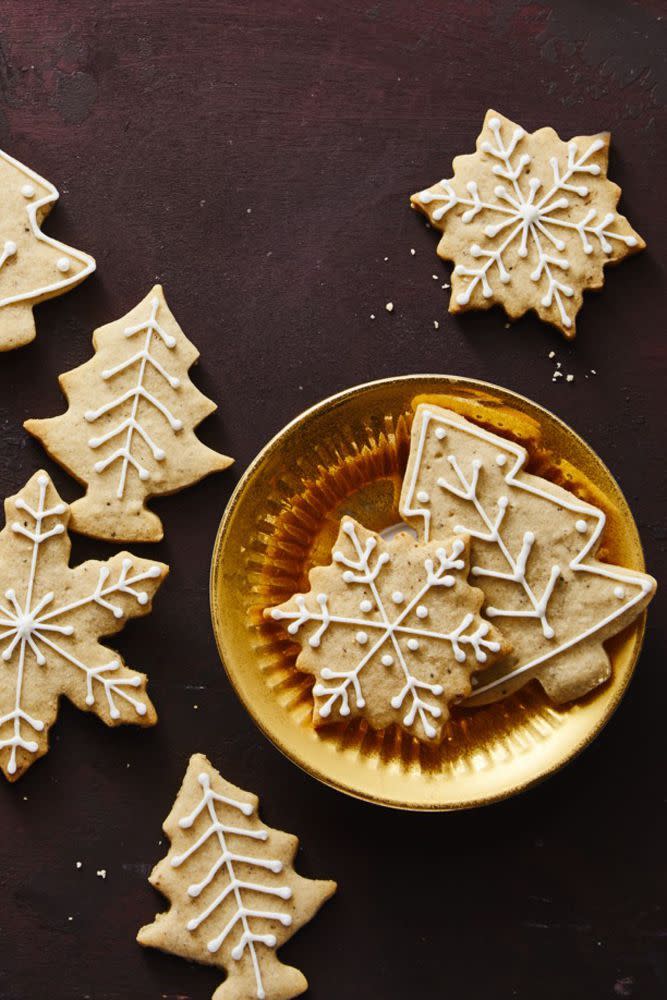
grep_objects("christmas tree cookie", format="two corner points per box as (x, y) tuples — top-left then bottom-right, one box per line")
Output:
(267, 517), (509, 741)
(400, 404), (656, 705)
(138, 753), (336, 1000)
(25, 285), (233, 543)
(0, 471), (167, 780)
(412, 109), (644, 336)
(0, 148), (95, 351)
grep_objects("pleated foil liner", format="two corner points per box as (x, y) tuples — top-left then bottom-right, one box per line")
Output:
(211, 377), (647, 809)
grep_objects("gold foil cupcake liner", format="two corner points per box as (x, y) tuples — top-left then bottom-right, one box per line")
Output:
(210, 376), (647, 809)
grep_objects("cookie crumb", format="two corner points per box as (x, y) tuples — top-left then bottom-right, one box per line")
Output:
(548, 351), (555, 359)
(96, 869), (107, 879)
(552, 371), (563, 380)
(433, 321), (439, 330)
(75, 861), (82, 869)
(67, 916), (73, 922)
(385, 302), (394, 313)
(442, 283), (450, 289)
(566, 374), (574, 382)
(410, 248), (416, 255)
(370, 313), (375, 320)
(432, 274), (438, 280)
(591, 369), (597, 375)
(383, 256), (389, 262)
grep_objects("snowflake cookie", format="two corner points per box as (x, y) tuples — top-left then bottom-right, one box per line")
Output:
(25, 285), (233, 543)
(0, 148), (95, 351)
(411, 109), (644, 336)
(267, 517), (509, 742)
(400, 405), (657, 705)
(138, 753), (336, 1000)
(0, 471), (168, 780)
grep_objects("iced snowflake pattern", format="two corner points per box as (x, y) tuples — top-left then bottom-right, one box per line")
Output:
(0, 472), (165, 779)
(269, 518), (502, 741)
(413, 111), (643, 334)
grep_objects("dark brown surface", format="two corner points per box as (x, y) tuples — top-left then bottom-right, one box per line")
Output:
(0, 2), (665, 998)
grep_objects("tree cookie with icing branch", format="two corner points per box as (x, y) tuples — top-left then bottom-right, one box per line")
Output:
(25, 285), (233, 543)
(400, 404), (656, 706)
(138, 753), (336, 1000)
(411, 109), (644, 336)
(266, 517), (509, 742)
(0, 148), (96, 351)
(0, 471), (168, 781)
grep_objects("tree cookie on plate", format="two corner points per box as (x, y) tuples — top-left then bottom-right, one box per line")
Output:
(400, 404), (656, 705)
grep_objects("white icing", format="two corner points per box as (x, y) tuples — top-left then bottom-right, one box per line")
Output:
(172, 771), (291, 999)
(0, 476), (159, 773)
(575, 519), (588, 533)
(418, 116), (638, 327)
(85, 296), (183, 498)
(401, 409), (654, 696)
(271, 520), (500, 738)
(0, 150), (95, 308)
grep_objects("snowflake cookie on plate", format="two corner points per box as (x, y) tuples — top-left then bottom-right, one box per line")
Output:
(138, 753), (336, 1000)
(400, 405), (656, 705)
(0, 148), (96, 351)
(411, 109), (644, 336)
(0, 471), (168, 780)
(267, 517), (509, 742)
(25, 285), (233, 543)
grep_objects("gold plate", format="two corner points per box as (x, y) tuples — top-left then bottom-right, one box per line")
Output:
(210, 376), (647, 810)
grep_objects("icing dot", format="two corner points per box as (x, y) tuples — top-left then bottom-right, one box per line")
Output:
(392, 591), (405, 604)
(381, 653), (394, 667)
(21, 183), (35, 198)
(614, 586), (625, 599)
(4, 240), (17, 256)
(575, 520), (588, 533)
(434, 427), (446, 440)
(359, 599), (373, 613)
(416, 605), (428, 619)
(406, 638), (420, 651)
(56, 256), (71, 273)
(496, 454), (507, 467)
(355, 631), (368, 645)
(417, 490), (430, 504)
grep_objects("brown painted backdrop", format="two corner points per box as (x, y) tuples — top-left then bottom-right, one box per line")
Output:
(0, 2), (665, 998)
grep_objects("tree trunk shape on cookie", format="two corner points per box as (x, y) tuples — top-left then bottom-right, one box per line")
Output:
(25, 285), (233, 543)
(137, 753), (336, 1000)
(0, 149), (95, 350)
(399, 404), (656, 705)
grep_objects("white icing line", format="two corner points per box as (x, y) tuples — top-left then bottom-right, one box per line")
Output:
(0, 476), (155, 771)
(401, 409), (653, 696)
(173, 771), (290, 999)
(0, 148), (96, 307)
(417, 117), (638, 328)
